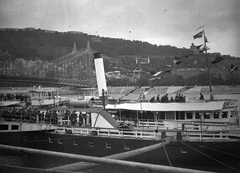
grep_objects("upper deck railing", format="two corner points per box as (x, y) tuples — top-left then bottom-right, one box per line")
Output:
(54, 125), (231, 142)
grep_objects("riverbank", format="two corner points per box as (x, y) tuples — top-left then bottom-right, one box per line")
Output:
(1, 85), (240, 95)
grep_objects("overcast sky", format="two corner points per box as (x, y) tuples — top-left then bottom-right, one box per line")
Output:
(1, 0), (240, 57)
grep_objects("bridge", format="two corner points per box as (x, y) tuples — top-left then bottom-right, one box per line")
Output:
(0, 42), (96, 88)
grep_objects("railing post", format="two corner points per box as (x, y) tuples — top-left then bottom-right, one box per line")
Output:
(161, 131), (166, 140)
(176, 131), (182, 140)
(97, 129), (99, 136)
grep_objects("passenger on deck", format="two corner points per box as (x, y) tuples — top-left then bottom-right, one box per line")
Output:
(199, 93), (204, 100)
(78, 112), (83, 126)
(156, 95), (160, 102)
(150, 96), (155, 103)
(161, 94), (168, 102)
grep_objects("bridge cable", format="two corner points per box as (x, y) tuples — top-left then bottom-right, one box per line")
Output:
(180, 141), (240, 172)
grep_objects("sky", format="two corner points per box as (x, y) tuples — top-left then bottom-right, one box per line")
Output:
(0, 0), (240, 57)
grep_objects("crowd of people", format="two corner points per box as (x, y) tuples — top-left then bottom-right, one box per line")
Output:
(0, 93), (29, 102)
(0, 107), (91, 127)
(150, 94), (186, 103)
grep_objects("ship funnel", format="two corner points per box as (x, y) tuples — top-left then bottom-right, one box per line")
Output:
(93, 52), (108, 98)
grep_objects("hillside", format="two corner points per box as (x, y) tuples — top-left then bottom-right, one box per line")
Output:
(0, 28), (239, 62)
(1, 27), (240, 86)
(0, 28), (188, 60)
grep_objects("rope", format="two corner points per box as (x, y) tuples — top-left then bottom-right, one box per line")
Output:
(163, 140), (172, 167)
(190, 141), (240, 158)
(180, 141), (240, 172)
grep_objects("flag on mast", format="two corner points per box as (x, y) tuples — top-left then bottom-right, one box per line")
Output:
(211, 55), (223, 64)
(184, 53), (193, 58)
(199, 44), (210, 53)
(173, 59), (182, 65)
(193, 31), (204, 39)
(228, 64), (238, 74)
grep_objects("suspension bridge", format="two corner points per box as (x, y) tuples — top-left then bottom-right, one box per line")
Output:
(0, 42), (96, 88)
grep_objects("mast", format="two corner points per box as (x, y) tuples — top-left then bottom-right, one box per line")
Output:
(203, 30), (214, 101)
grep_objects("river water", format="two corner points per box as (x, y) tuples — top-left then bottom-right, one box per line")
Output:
(1, 92), (240, 173)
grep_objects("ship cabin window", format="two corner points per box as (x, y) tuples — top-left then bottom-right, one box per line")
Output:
(11, 125), (19, 130)
(221, 111), (228, 118)
(89, 141), (94, 147)
(203, 112), (210, 119)
(0, 124), (8, 131)
(23, 135), (27, 141)
(124, 144), (130, 150)
(181, 146), (188, 153)
(106, 142), (111, 149)
(166, 111), (174, 120)
(49, 137), (53, 143)
(186, 112), (193, 119)
(213, 112), (219, 119)
(73, 139), (78, 146)
(176, 111), (185, 120)
(159, 112), (166, 120)
(58, 138), (63, 144)
(195, 112), (201, 119)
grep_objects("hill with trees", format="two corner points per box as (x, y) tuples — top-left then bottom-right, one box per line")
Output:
(0, 28), (240, 86)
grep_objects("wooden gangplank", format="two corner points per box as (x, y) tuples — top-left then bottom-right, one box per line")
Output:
(0, 140), (215, 173)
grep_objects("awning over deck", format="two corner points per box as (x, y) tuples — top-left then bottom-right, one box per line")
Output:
(105, 101), (226, 112)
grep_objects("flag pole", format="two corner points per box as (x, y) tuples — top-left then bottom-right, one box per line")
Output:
(203, 30), (214, 101)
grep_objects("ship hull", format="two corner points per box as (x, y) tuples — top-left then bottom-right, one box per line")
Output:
(0, 130), (240, 169)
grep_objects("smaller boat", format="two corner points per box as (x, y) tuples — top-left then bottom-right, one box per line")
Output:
(28, 88), (68, 107)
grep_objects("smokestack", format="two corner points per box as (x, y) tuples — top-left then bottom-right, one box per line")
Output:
(93, 52), (108, 98)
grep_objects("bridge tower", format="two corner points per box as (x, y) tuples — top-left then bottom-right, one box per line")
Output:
(85, 41), (95, 87)
(2, 41), (97, 88)
(72, 41), (77, 53)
